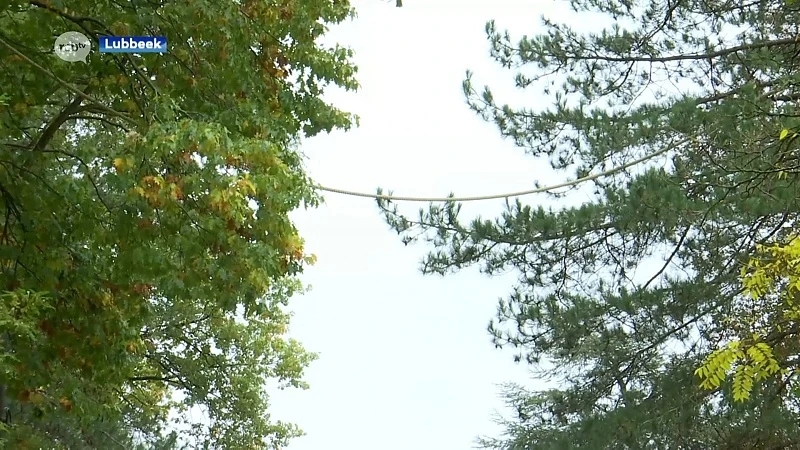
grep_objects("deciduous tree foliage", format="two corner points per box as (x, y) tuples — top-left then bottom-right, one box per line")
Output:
(0, 0), (357, 448)
(378, 0), (800, 448)
(697, 225), (800, 403)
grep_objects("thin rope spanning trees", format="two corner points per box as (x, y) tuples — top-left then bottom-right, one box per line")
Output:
(0, 35), (687, 205)
(316, 136), (690, 202)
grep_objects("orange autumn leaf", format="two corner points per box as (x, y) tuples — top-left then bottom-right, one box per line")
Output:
(59, 397), (73, 412)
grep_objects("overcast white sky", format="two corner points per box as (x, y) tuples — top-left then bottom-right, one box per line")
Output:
(268, 1), (606, 448)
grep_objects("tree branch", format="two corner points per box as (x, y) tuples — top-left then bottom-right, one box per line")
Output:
(32, 87), (91, 152)
(553, 37), (799, 64)
(0, 37), (134, 124)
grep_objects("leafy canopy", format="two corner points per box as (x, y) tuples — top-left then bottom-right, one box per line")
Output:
(0, 0), (357, 448)
(696, 225), (800, 402)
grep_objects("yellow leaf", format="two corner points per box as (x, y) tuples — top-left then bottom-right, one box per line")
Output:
(59, 397), (72, 411)
(123, 99), (138, 112)
(29, 392), (45, 405)
(780, 128), (790, 140)
(111, 22), (129, 35)
(113, 157), (127, 173)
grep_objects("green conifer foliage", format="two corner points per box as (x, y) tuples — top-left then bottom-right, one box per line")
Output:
(378, 0), (800, 448)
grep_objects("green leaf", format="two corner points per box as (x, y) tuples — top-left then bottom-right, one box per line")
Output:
(0, 0), (357, 447)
